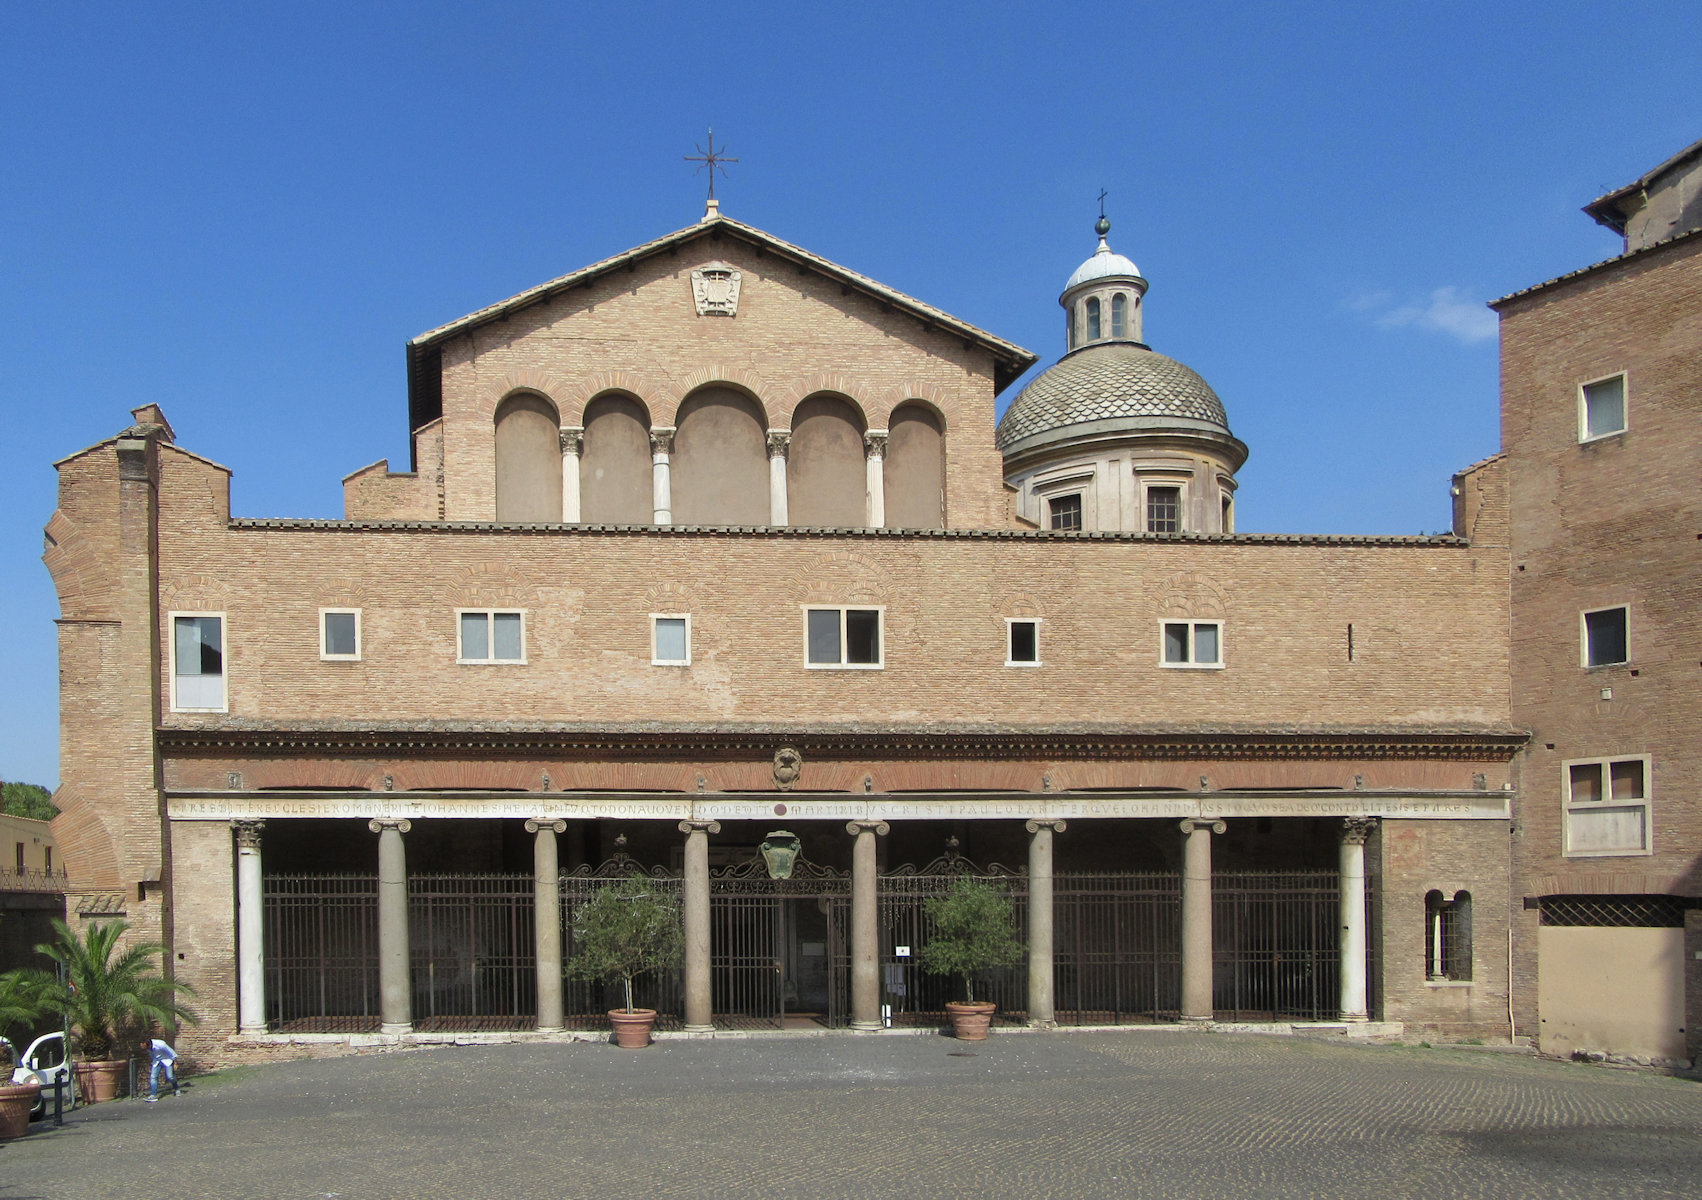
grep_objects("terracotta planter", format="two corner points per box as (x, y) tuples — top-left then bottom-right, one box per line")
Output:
(945, 1000), (997, 1041)
(72, 1059), (126, 1103)
(608, 1008), (658, 1049)
(0, 1081), (41, 1139)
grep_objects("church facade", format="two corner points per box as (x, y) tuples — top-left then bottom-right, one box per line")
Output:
(46, 199), (1522, 1064)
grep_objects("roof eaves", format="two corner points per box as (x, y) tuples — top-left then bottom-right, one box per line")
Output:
(1582, 136), (1702, 231)
(1488, 223), (1702, 309)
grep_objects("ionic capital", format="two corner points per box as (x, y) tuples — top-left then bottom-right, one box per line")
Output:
(231, 819), (265, 850)
(845, 820), (891, 837)
(766, 430), (791, 458)
(525, 818), (568, 835)
(1341, 816), (1378, 846)
(1025, 819), (1068, 834)
(368, 818), (412, 834)
(1179, 818), (1226, 836)
(558, 427), (583, 455)
(678, 819), (722, 836)
(863, 430), (888, 458)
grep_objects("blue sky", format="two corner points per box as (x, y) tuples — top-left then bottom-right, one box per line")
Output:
(3, 2), (1698, 788)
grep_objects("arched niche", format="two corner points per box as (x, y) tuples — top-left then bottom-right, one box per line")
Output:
(494, 393), (562, 522)
(788, 393), (866, 527)
(581, 393), (652, 524)
(672, 386), (768, 525)
(884, 403), (945, 528)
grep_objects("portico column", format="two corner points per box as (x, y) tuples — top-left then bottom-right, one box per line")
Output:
(846, 820), (890, 1030)
(651, 427), (675, 525)
(370, 818), (413, 1035)
(679, 819), (721, 1032)
(766, 430), (790, 526)
(528, 818), (567, 1031)
(1026, 819), (1066, 1028)
(233, 820), (266, 1034)
(863, 430), (887, 528)
(1339, 817), (1376, 1022)
(559, 428), (582, 523)
(1179, 818), (1225, 1023)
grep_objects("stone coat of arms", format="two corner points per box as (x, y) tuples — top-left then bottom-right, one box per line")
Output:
(691, 262), (742, 316)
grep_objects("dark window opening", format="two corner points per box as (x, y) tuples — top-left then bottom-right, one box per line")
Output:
(1049, 494), (1082, 531)
(1146, 486), (1181, 533)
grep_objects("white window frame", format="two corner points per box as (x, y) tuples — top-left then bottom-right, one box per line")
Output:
(456, 608), (528, 665)
(1160, 619), (1224, 669)
(802, 605), (885, 670)
(1139, 475), (1190, 534)
(168, 610), (228, 713)
(1579, 604), (1629, 668)
(1578, 371), (1628, 443)
(1562, 753), (1652, 857)
(1005, 618), (1042, 667)
(651, 613), (692, 666)
(319, 607), (363, 661)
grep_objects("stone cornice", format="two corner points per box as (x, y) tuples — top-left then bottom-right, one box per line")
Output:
(156, 723), (1528, 762)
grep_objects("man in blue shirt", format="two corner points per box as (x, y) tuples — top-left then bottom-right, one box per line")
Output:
(144, 1038), (179, 1102)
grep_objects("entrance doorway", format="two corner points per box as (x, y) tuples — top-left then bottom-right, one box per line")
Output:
(710, 856), (849, 1029)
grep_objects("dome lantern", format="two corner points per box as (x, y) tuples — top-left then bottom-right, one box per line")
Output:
(1061, 215), (1148, 350)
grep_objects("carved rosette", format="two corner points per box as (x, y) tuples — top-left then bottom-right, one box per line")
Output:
(1341, 817), (1378, 846)
(231, 820), (265, 851)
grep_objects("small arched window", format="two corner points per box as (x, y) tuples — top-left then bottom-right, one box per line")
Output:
(1066, 308), (1076, 350)
(1424, 889), (1473, 981)
(1111, 293), (1127, 338)
(1086, 297), (1101, 341)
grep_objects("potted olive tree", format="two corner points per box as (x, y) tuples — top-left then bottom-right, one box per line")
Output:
(567, 874), (683, 1048)
(24, 920), (197, 1101)
(918, 878), (1025, 1040)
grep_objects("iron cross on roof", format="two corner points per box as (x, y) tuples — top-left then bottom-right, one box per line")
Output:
(685, 129), (738, 203)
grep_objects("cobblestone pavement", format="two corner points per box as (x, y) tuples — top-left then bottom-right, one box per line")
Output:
(4, 1031), (1701, 1199)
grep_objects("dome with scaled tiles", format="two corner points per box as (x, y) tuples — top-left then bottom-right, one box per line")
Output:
(995, 342), (1233, 453)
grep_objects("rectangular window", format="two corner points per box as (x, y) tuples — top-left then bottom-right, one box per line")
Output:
(1563, 754), (1651, 856)
(1006, 618), (1040, 666)
(458, 610), (526, 664)
(1581, 605), (1628, 667)
(13, 843), (22, 872)
(1146, 485), (1182, 533)
(320, 608), (361, 660)
(1580, 373), (1627, 441)
(651, 614), (690, 666)
(1161, 620), (1223, 668)
(1048, 494), (1082, 531)
(804, 606), (883, 668)
(170, 613), (227, 711)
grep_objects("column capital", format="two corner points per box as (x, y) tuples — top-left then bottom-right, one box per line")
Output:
(231, 819), (265, 849)
(1179, 818), (1226, 836)
(845, 820), (890, 837)
(766, 429), (791, 458)
(526, 818), (567, 834)
(1340, 816), (1378, 845)
(678, 819), (722, 835)
(1025, 818), (1068, 834)
(368, 818), (412, 834)
(863, 430), (888, 458)
(650, 427), (676, 457)
(558, 427), (583, 455)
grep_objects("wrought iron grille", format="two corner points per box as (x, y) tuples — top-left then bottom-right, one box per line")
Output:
(1212, 870), (1352, 1021)
(709, 854), (849, 1029)
(408, 873), (535, 1029)
(559, 860), (685, 1031)
(1054, 872), (1182, 1024)
(263, 874), (379, 1032)
(1539, 894), (1689, 927)
(879, 852), (1028, 1026)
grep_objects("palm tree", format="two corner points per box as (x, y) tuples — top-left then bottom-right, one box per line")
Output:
(0, 970), (45, 1068)
(23, 920), (198, 1061)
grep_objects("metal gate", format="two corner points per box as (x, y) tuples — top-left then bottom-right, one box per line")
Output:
(408, 873), (534, 1030)
(1213, 870), (1353, 1021)
(1054, 871), (1182, 1024)
(710, 854), (849, 1029)
(879, 849), (1028, 1027)
(263, 874), (379, 1032)
(559, 857), (685, 1031)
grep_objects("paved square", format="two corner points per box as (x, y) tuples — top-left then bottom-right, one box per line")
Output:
(4, 1031), (1700, 1199)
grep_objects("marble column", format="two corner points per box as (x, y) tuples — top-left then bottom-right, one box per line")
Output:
(651, 427), (675, 525)
(528, 818), (567, 1031)
(863, 430), (887, 528)
(559, 428), (582, 523)
(846, 820), (890, 1030)
(370, 818), (413, 1034)
(1026, 819), (1066, 1028)
(233, 820), (266, 1034)
(766, 430), (790, 526)
(679, 819), (721, 1032)
(1339, 817), (1376, 1022)
(1179, 818), (1225, 1022)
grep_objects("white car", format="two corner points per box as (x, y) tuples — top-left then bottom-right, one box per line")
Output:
(4, 1032), (75, 1118)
